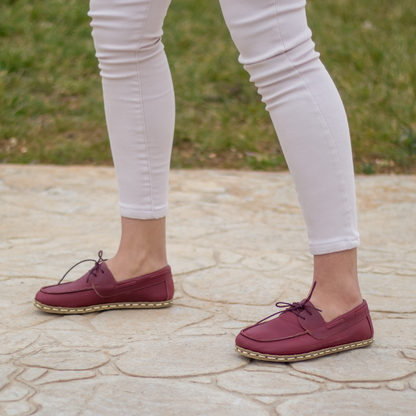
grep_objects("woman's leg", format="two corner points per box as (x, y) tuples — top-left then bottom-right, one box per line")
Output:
(313, 248), (361, 322)
(219, 0), (362, 321)
(106, 217), (167, 282)
(88, 0), (173, 280)
(34, 0), (176, 313)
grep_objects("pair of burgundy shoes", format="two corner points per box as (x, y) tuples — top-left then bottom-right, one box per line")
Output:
(34, 252), (374, 362)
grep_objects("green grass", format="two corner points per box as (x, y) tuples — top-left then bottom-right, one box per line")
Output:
(1, 0), (415, 173)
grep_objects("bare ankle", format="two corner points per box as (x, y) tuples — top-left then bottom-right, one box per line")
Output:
(310, 286), (362, 322)
(107, 216), (168, 282)
(311, 248), (363, 321)
(105, 254), (167, 282)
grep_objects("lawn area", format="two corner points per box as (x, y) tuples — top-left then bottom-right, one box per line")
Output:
(1, 0), (415, 173)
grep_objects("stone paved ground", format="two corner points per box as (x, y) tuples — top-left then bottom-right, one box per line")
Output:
(0, 165), (416, 416)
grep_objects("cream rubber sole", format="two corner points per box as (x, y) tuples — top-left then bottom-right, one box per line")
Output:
(34, 299), (173, 314)
(235, 338), (373, 362)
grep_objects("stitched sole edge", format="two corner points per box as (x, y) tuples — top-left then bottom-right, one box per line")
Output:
(235, 338), (373, 362)
(33, 299), (173, 314)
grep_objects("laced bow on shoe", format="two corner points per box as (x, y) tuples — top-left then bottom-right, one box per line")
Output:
(58, 250), (107, 285)
(254, 281), (322, 326)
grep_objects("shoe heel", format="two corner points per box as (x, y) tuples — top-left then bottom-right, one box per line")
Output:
(166, 275), (174, 300)
(129, 278), (174, 303)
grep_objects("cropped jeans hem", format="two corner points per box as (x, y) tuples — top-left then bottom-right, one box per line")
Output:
(309, 236), (360, 256)
(119, 204), (168, 220)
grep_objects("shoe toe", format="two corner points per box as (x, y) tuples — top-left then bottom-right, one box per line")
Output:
(235, 331), (252, 349)
(34, 278), (88, 306)
(35, 287), (54, 305)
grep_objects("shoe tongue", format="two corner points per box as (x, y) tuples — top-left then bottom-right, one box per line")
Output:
(99, 261), (112, 273)
(298, 300), (326, 329)
(97, 261), (116, 280)
(300, 299), (321, 313)
(276, 300), (315, 326)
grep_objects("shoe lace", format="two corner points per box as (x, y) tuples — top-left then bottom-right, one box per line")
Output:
(254, 281), (322, 326)
(58, 250), (107, 285)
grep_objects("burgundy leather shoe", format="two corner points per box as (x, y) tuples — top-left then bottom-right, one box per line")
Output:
(34, 251), (174, 314)
(235, 283), (374, 362)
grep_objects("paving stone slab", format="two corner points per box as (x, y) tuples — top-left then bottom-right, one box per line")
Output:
(255, 396), (279, 404)
(372, 319), (416, 349)
(217, 369), (319, 396)
(366, 296), (416, 314)
(2, 401), (33, 416)
(226, 304), (278, 323)
(0, 356), (12, 364)
(386, 381), (406, 391)
(348, 382), (381, 389)
(218, 251), (244, 264)
(18, 368), (47, 383)
(288, 371), (326, 383)
(167, 244), (216, 275)
(0, 383), (30, 402)
(402, 349), (416, 360)
(0, 331), (39, 354)
(43, 330), (128, 349)
(0, 364), (18, 390)
(360, 273), (416, 299)
(277, 389), (416, 416)
(183, 268), (286, 306)
(106, 346), (130, 356)
(90, 306), (213, 337)
(19, 348), (109, 371)
(243, 359), (289, 374)
(33, 376), (268, 416)
(0, 304), (55, 330)
(34, 370), (95, 385)
(185, 375), (212, 384)
(195, 226), (309, 254)
(115, 336), (248, 377)
(174, 323), (226, 336)
(292, 348), (416, 382)
(35, 314), (98, 333)
(98, 366), (119, 376)
(326, 382), (343, 391)
(241, 252), (291, 271)
(359, 273), (416, 313)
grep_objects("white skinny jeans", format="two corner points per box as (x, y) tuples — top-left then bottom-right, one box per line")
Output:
(88, 0), (360, 255)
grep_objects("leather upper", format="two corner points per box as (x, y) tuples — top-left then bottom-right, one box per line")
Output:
(36, 263), (174, 307)
(90, 264), (172, 298)
(236, 299), (374, 356)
